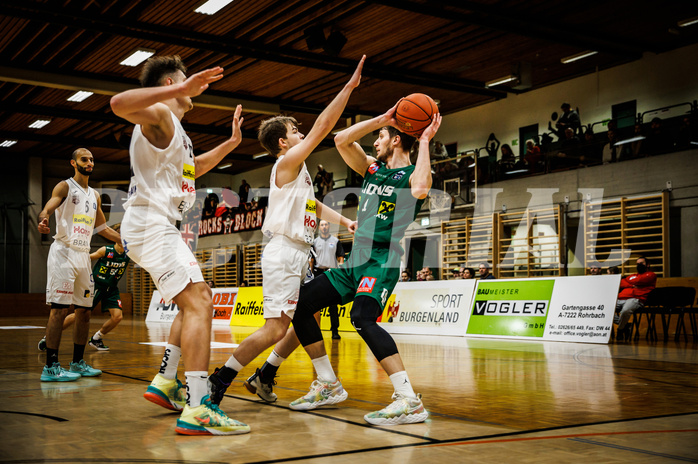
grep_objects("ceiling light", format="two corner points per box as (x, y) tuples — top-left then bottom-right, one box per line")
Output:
(0, 140), (17, 148)
(678, 16), (698, 27)
(217, 163), (233, 169)
(485, 75), (518, 88)
(29, 119), (51, 129)
(195, 0), (234, 15)
(67, 91), (94, 102)
(120, 49), (155, 67)
(561, 50), (598, 64)
(253, 152), (268, 159)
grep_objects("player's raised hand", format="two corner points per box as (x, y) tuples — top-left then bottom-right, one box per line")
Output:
(229, 105), (244, 146)
(381, 100), (400, 127)
(420, 113), (442, 142)
(347, 55), (366, 89)
(182, 67), (224, 97)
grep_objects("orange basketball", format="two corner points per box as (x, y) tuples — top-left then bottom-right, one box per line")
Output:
(395, 93), (439, 136)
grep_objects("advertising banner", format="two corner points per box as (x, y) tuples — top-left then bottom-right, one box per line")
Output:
(229, 287), (265, 327)
(467, 275), (620, 343)
(378, 280), (476, 336)
(146, 288), (239, 326)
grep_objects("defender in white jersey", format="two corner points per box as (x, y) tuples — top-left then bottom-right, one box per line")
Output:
(38, 148), (121, 382)
(207, 55), (366, 410)
(110, 55), (248, 436)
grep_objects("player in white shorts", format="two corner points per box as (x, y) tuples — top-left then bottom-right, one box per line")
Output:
(207, 55), (366, 410)
(110, 55), (248, 436)
(38, 148), (121, 382)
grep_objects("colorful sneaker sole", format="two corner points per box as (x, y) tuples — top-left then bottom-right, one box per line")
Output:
(175, 419), (251, 436)
(144, 386), (182, 411)
(289, 389), (348, 411)
(364, 409), (429, 426)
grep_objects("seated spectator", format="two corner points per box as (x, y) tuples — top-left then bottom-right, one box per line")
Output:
(644, 117), (673, 156)
(555, 102), (581, 139)
(602, 129), (626, 164)
(420, 266), (433, 281)
(606, 266), (620, 275)
(579, 129), (602, 165)
(555, 128), (581, 169)
(240, 280), (249, 287)
(498, 144), (517, 175)
(432, 141), (449, 160)
(614, 256), (656, 341)
(478, 262), (495, 279)
(461, 267), (476, 279)
(523, 139), (543, 172)
(622, 123), (646, 159)
(451, 267), (462, 279)
(675, 116), (698, 151)
(588, 263), (602, 275)
(400, 269), (411, 282)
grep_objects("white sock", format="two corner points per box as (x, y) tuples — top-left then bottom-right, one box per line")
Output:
(312, 355), (337, 383)
(185, 371), (208, 407)
(93, 330), (103, 340)
(390, 371), (417, 398)
(267, 350), (286, 367)
(159, 344), (181, 380)
(224, 354), (245, 373)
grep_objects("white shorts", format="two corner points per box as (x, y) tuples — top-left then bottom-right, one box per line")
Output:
(46, 241), (94, 307)
(261, 235), (311, 319)
(121, 206), (203, 303)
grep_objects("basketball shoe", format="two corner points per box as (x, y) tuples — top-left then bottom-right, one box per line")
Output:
(88, 336), (109, 351)
(289, 378), (347, 410)
(363, 392), (428, 426)
(243, 368), (277, 403)
(208, 367), (232, 405)
(41, 362), (80, 382)
(38, 336), (46, 351)
(175, 395), (250, 436)
(69, 359), (102, 377)
(144, 374), (186, 411)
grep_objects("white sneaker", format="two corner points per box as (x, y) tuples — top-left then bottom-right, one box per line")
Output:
(243, 368), (277, 403)
(364, 393), (428, 426)
(289, 379), (347, 410)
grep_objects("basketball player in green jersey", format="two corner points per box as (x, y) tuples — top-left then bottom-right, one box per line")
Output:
(39, 239), (130, 352)
(247, 102), (441, 425)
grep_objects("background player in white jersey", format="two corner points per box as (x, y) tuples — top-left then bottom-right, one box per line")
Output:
(38, 148), (121, 382)
(110, 55), (247, 436)
(207, 56), (365, 408)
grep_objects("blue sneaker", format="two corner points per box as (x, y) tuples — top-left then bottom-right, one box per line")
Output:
(41, 362), (80, 382)
(69, 359), (102, 377)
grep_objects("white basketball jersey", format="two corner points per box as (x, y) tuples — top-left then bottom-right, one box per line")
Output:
(124, 111), (196, 221)
(262, 158), (317, 244)
(53, 177), (97, 252)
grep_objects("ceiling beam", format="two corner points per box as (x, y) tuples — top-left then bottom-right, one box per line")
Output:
(0, 3), (507, 98)
(368, 0), (646, 58)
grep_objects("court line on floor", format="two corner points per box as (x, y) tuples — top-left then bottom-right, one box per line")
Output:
(569, 437), (698, 463)
(0, 410), (68, 422)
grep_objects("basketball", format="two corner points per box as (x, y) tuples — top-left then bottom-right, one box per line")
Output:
(395, 93), (439, 136)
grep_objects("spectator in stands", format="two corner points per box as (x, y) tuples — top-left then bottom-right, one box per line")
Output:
(451, 267), (462, 279)
(555, 103), (581, 138)
(523, 139), (543, 172)
(588, 263), (602, 275)
(238, 179), (250, 204)
(555, 127), (581, 168)
(432, 141), (449, 160)
(644, 117), (673, 156)
(400, 269), (411, 282)
(240, 280), (248, 287)
(607, 266), (620, 275)
(461, 267), (475, 279)
(627, 124), (646, 159)
(202, 193), (219, 219)
(484, 133), (500, 183)
(207, 281), (215, 288)
(614, 256), (656, 341)
(313, 164), (333, 201)
(675, 116), (697, 150)
(498, 144), (516, 176)
(579, 129), (602, 165)
(425, 274), (435, 281)
(478, 262), (495, 279)
(602, 129), (625, 164)
(420, 266), (433, 281)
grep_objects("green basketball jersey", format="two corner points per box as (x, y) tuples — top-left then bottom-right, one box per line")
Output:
(353, 160), (426, 253)
(93, 244), (130, 288)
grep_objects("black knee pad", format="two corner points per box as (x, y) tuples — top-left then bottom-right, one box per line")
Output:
(350, 296), (399, 361)
(294, 274), (341, 347)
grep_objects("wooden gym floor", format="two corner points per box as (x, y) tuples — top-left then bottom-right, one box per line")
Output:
(1, 315), (697, 463)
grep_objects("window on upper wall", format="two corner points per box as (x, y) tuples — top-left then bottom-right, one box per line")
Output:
(612, 100), (637, 131)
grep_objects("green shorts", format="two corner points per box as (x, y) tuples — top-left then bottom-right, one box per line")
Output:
(324, 246), (400, 308)
(91, 285), (122, 312)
